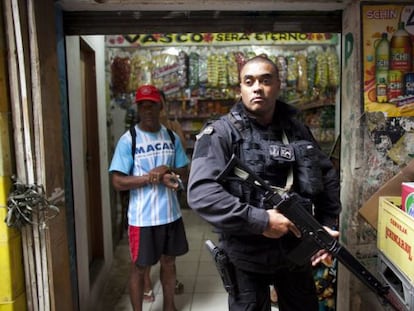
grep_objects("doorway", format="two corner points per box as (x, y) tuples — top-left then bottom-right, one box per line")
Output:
(79, 39), (104, 277)
(66, 34), (112, 309)
(65, 13), (340, 311)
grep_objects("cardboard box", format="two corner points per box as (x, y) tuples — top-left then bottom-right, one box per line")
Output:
(402, 182), (414, 214)
(377, 197), (414, 283)
(359, 159), (414, 229)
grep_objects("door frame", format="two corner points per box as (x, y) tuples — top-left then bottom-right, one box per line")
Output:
(65, 35), (113, 310)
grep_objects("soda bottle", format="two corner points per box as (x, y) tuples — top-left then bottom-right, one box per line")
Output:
(390, 22), (412, 74)
(375, 32), (389, 73)
(388, 70), (403, 100)
(376, 76), (388, 103)
(404, 73), (414, 96)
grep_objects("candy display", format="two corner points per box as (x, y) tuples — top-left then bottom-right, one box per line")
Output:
(111, 56), (131, 95)
(108, 45), (339, 107)
(287, 55), (298, 87)
(177, 51), (188, 88)
(188, 52), (199, 88)
(207, 54), (219, 87)
(307, 51), (318, 98)
(227, 52), (241, 86)
(198, 52), (208, 85)
(127, 50), (153, 92)
(107, 41), (339, 156)
(275, 55), (288, 90)
(315, 51), (329, 90)
(327, 47), (340, 88)
(297, 54), (308, 92)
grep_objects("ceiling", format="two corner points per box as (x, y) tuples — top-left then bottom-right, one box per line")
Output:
(57, 0), (347, 35)
(57, 0), (352, 12)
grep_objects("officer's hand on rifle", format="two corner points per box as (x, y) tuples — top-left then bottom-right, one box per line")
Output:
(310, 226), (339, 266)
(263, 209), (302, 239)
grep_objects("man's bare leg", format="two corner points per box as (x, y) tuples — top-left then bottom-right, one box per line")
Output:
(159, 255), (177, 311)
(129, 263), (150, 311)
(143, 267), (154, 302)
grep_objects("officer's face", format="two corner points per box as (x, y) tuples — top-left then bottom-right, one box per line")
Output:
(239, 60), (280, 125)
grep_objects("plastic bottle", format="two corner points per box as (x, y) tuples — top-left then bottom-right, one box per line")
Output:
(376, 77), (388, 103)
(375, 32), (389, 73)
(390, 22), (412, 74)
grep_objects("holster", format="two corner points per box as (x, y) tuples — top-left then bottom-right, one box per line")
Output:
(205, 240), (237, 296)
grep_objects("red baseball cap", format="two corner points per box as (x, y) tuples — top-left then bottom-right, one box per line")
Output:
(135, 85), (161, 104)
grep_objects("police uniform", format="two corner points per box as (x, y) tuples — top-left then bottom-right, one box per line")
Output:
(187, 100), (341, 311)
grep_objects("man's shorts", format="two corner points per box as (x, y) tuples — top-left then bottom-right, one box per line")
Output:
(128, 217), (189, 266)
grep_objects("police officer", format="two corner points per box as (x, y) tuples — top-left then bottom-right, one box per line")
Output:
(187, 55), (341, 311)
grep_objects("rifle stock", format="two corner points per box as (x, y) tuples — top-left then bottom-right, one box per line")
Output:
(215, 154), (407, 311)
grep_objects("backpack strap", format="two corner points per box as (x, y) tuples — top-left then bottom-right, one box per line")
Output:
(167, 128), (176, 145)
(129, 125), (137, 159)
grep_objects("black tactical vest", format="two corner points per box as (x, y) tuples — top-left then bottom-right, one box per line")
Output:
(218, 108), (291, 208)
(221, 102), (323, 204)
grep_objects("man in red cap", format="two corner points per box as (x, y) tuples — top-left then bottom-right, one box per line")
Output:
(109, 85), (189, 311)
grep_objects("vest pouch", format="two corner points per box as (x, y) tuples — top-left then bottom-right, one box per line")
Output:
(291, 141), (323, 196)
(267, 142), (295, 169)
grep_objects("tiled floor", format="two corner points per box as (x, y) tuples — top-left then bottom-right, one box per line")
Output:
(98, 207), (394, 311)
(99, 208), (279, 311)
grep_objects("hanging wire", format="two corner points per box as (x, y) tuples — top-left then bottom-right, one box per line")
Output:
(5, 176), (60, 229)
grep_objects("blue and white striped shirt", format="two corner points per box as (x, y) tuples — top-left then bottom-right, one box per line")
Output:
(109, 124), (189, 227)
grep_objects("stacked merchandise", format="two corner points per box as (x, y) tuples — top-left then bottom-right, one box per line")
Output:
(108, 45), (340, 106)
(108, 45), (340, 157)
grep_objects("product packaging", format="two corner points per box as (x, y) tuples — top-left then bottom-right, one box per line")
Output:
(402, 182), (414, 217)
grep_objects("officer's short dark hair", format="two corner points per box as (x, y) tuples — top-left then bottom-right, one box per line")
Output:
(241, 55), (279, 76)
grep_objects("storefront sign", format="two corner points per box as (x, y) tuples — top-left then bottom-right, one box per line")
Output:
(106, 32), (338, 47)
(362, 4), (414, 117)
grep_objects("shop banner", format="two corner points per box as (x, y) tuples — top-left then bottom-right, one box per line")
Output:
(106, 32), (338, 47)
(362, 3), (414, 116)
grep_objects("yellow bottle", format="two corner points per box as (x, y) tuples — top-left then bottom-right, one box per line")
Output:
(390, 22), (412, 74)
(376, 77), (388, 103)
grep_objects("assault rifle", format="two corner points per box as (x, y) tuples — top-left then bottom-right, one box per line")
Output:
(216, 154), (406, 311)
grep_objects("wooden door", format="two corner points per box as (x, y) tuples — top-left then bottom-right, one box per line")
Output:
(80, 40), (104, 272)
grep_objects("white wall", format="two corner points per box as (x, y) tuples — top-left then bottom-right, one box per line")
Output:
(65, 35), (113, 311)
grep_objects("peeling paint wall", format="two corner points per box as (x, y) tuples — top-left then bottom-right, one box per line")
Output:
(338, 1), (412, 310)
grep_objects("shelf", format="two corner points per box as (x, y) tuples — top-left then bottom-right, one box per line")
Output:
(174, 97), (233, 101)
(167, 114), (219, 120)
(295, 101), (335, 111)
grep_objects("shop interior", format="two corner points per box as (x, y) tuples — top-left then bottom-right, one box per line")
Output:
(107, 32), (340, 157)
(104, 31), (341, 310)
